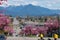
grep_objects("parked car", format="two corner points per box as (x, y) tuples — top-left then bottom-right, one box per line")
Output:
(0, 34), (7, 40)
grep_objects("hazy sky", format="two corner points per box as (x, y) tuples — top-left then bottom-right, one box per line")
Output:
(1, 0), (60, 9)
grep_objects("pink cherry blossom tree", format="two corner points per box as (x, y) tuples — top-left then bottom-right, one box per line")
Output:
(0, 14), (13, 35)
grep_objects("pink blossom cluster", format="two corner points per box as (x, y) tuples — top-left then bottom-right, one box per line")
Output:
(20, 25), (48, 35)
(44, 19), (59, 28)
(0, 14), (13, 33)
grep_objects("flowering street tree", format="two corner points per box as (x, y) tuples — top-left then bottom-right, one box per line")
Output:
(20, 25), (48, 36)
(0, 14), (13, 36)
(44, 18), (59, 37)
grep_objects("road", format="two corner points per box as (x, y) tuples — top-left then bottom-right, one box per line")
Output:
(6, 37), (60, 40)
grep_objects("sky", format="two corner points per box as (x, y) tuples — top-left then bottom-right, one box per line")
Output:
(0, 0), (60, 9)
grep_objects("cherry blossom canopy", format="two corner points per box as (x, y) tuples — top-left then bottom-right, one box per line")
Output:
(0, 0), (7, 5)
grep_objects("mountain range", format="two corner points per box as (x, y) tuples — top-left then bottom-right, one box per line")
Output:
(0, 4), (60, 17)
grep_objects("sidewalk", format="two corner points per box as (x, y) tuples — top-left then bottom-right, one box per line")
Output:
(6, 37), (60, 40)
